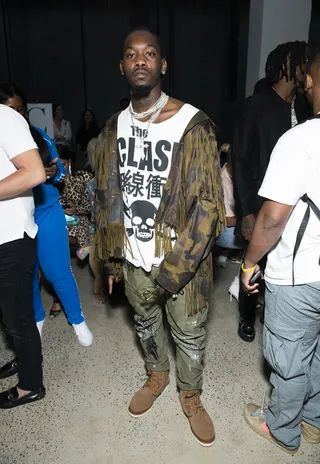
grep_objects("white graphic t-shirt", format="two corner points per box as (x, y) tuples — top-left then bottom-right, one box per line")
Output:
(117, 103), (199, 271)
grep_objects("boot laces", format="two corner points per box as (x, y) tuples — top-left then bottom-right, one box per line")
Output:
(183, 391), (204, 416)
(144, 371), (164, 395)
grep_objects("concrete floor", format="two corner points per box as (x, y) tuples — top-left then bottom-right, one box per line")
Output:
(0, 260), (319, 464)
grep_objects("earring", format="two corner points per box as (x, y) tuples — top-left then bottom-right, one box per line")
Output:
(162, 71), (166, 75)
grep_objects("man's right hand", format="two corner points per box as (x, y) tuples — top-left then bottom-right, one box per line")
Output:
(242, 214), (256, 241)
(108, 275), (122, 294)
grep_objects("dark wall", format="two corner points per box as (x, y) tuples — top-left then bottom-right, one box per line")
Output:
(309, 0), (320, 51)
(0, 0), (250, 139)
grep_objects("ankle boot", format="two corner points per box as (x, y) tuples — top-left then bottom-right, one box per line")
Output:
(180, 390), (215, 447)
(129, 370), (169, 417)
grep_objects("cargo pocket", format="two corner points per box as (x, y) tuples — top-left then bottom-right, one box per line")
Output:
(263, 325), (305, 379)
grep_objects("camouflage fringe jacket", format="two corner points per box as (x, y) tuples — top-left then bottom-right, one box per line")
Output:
(95, 110), (225, 315)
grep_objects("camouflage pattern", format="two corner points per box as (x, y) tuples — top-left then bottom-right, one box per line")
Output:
(95, 110), (225, 315)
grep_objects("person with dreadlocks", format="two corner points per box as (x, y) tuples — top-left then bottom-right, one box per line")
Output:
(240, 50), (320, 455)
(95, 28), (225, 446)
(232, 41), (312, 342)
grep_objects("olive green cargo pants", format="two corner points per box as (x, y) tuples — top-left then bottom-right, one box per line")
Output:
(123, 264), (209, 390)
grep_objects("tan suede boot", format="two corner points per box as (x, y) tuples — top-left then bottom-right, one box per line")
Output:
(180, 390), (215, 447)
(129, 371), (169, 417)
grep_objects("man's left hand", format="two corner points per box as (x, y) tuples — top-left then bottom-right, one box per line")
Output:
(45, 157), (58, 178)
(241, 264), (261, 295)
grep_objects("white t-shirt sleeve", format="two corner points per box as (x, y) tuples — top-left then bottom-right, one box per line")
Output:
(259, 131), (309, 206)
(0, 106), (38, 160)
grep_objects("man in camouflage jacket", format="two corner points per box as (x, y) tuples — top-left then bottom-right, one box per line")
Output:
(95, 29), (225, 447)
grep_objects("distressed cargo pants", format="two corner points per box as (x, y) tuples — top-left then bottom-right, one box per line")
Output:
(123, 264), (209, 390)
(263, 281), (320, 450)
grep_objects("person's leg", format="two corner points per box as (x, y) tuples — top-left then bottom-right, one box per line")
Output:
(32, 257), (46, 323)
(89, 243), (105, 303)
(123, 264), (169, 416)
(37, 202), (92, 346)
(37, 202), (84, 325)
(303, 335), (320, 430)
(0, 235), (43, 393)
(238, 283), (257, 336)
(165, 291), (208, 390)
(165, 285), (214, 446)
(124, 264), (168, 371)
(263, 282), (320, 450)
(238, 254), (266, 342)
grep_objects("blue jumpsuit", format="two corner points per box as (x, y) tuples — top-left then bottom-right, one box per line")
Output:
(33, 128), (84, 325)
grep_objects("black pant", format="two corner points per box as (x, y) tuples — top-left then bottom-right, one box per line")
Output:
(0, 234), (43, 390)
(239, 255), (267, 324)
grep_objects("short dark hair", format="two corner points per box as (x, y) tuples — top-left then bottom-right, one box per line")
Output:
(0, 81), (50, 166)
(122, 27), (166, 58)
(265, 41), (308, 83)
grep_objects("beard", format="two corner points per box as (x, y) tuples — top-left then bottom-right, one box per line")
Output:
(131, 84), (152, 99)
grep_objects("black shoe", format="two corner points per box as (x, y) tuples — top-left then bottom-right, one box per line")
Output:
(0, 358), (18, 379)
(238, 319), (255, 342)
(0, 386), (45, 409)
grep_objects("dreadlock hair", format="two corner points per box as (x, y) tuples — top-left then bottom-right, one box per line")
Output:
(265, 41), (308, 84)
(0, 82), (51, 167)
(122, 27), (166, 59)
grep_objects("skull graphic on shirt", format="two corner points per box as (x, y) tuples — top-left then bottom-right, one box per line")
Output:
(130, 200), (157, 242)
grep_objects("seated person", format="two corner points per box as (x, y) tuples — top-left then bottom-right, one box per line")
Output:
(216, 144), (244, 265)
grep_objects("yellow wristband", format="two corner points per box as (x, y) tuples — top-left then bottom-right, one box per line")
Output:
(241, 263), (257, 273)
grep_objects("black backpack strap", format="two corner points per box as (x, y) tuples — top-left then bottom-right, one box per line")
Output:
(292, 194), (320, 285)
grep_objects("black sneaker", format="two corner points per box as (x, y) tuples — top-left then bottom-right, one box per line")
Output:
(0, 358), (18, 379)
(238, 319), (255, 342)
(0, 386), (45, 409)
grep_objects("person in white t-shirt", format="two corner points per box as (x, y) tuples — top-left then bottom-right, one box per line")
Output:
(240, 52), (320, 453)
(0, 104), (46, 409)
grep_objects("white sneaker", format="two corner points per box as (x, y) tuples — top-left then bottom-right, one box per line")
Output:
(229, 275), (240, 302)
(216, 255), (228, 268)
(37, 319), (45, 337)
(72, 321), (93, 347)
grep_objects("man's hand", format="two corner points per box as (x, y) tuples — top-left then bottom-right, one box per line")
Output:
(241, 264), (261, 295)
(108, 275), (121, 295)
(45, 158), (58, 178)
(242, 214), (256, 241)
(108, 275), (114, 295)
(221, 143), (231, 153)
